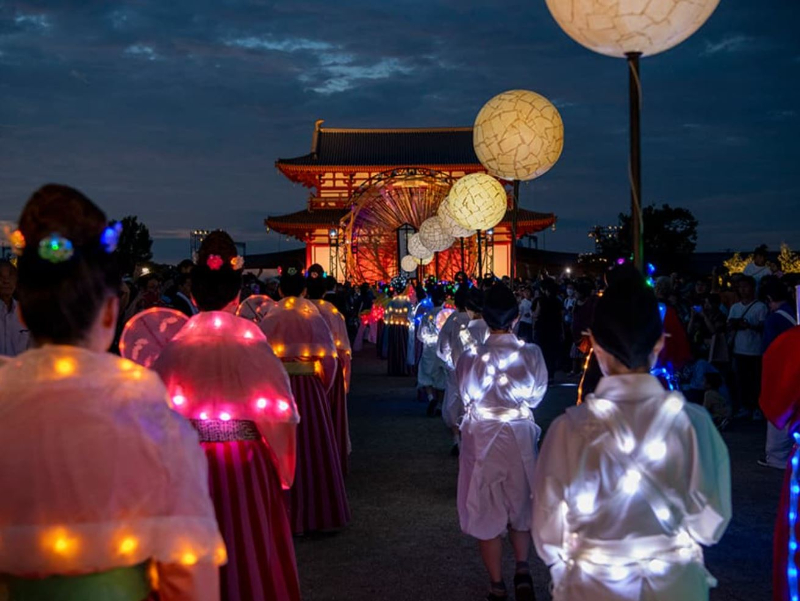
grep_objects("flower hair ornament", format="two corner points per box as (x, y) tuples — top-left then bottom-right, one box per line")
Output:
(206, 255), (224, 270)
(287, 267), (298, 276)
(38, 233), (74, 264)
(3, 226), (25, 256)
(231, 256), (245, 270)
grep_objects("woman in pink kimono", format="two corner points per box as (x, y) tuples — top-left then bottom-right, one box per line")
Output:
(130, 231), (302, 601)
(260, 268), (350, 534)
(0, 184), (224, 600)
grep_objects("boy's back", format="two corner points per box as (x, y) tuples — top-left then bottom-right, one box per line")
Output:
(533, 373), (731, 601)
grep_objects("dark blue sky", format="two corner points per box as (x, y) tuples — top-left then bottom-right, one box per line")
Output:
(1, 0), (798, 262)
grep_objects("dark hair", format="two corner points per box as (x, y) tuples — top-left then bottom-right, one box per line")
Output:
(465, 287), (484, 314)
(483, 284), (519, 330)
(279, 266), (307, 298)
(177, 259), (195, 272)
(754, 244), (768, 257)
(306, 276), (325, 300)
(429, 285), (446, 307)
(591, 266), (662, 370)
(192, 230), (242, 311)
(762, 279), (790, 303)
(324, 275), (336, 292)
(739, 275), (756, 288)
(454, 286), (468, 312)
(174, 273), (191, 288)
(16, 184), (121, 344)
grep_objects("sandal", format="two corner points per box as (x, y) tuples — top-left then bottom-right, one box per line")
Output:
(514, 572), (536, 601)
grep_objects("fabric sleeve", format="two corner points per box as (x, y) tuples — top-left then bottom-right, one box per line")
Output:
(532, 415), (571, 566)
(682, 404), (732, 545)
(525, 344), (548, 409)
(760, 327), (800, 430)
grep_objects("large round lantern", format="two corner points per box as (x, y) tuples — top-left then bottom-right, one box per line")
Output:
(438, 200), (475, 238)
(400, 255), (419, 273)
(473, 90), (564, 181)
(418, 216), (455, 253)
(445, 173), (507, 231)
(408, 233), (433, 260)
(544, 0), (720, 58)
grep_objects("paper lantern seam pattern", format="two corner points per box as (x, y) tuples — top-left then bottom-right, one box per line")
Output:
(418, 216), (455, 253)
(445, 173), (508, 232)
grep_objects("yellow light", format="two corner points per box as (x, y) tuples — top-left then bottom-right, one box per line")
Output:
(181, 551), (198, 566)
(44, 528), (78, 557)
(215, 545), (227, 564)
(119, 359), (136, 372)
(118, 537), (138, 555)
(54, 357), (76, 376)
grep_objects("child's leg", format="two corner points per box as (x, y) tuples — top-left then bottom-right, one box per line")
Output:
(509, 529), (531, 567)
(510, 529), (535, 600)
(479, 537), (506, 596)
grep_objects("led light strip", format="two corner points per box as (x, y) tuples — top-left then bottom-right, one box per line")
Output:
(789, 432), (800, 601)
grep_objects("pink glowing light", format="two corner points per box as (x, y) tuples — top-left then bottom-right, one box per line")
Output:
(213, 317), (222, 329)
(172, 394), (186, 406)
(277, 400), (290, 413)
(256, 398), (268, 409)
(244, 331), (254, 339)
(199, 412), (209, 420)
(220, 412), (231, 421)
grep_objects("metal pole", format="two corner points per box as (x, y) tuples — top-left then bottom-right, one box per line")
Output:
(511, 179), (520, 282)
(627, 52), (644, 272)
(460, 237), (465, 273)
(477, 230), (483, 279)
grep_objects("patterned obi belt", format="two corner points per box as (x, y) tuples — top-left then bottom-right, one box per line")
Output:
(282, 360), (317, 377)
(190, 419), (261, 442)
(467, 405), (533, 423)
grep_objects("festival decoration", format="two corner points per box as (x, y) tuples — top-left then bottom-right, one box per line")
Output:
(723, 253), (750, 274)
(408, 233), (434, 260)
(38, 234), (74, 264)
(236, 295), (276, 323)
(473, 90), (564, 181)
(779, 243), (800, 274)
(788, 432), (800, 601)
(401, 254), (420, 273)
(206, 255), (224, 270)
(445, 173), (507, 231)
(438, 200), (475, 238)
(100, 222), (123, 254)
(544, 0), (720, 58)
(418, 216), (455, 253)
(231, 255), (245, 270)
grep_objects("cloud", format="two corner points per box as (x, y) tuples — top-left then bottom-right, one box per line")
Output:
(303, 58), (414, 95)
(769, 110), (797, 121)
(124, 44), (159, 61)
(13, 14), (51, 31)
(225, 36), (333, 53)
(701, 35), (755, 56)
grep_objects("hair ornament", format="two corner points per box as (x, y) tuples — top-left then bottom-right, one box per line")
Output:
(231, 255), (245, 270)
(287, 267), (298, 276)
(206, 254), (224, 271)
(3, 226), (26, 256)
(100, 222), (123, 253)
(39, 233), (74, 264)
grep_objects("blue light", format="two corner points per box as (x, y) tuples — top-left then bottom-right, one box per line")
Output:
(787, 443), (800, 601)
(646, 262), (656, 275)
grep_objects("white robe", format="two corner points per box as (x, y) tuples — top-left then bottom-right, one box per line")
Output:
(532, 374), (732, 601)
(416, 306), (452, 390)
(438, 316), (489, 428)
(456, 333), (548, 539)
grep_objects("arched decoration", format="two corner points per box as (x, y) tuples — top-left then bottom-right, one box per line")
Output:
(341, 169), (479, 283)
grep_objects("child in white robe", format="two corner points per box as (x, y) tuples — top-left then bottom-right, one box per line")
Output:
(456, 284), (547, 601)
(533, 267), (731, 601)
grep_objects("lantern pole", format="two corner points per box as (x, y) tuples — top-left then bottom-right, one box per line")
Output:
(460, 237), (465, 273)
(477, 230), (483, 279)
(627, 51), (644, 272)
(511, 179), (520, 281)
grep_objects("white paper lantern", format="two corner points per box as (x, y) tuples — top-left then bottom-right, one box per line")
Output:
(438, 200), (475, 238)
(418, 255), (433, 266)
(418, 217), (455, 253)
(445, 173), (507, 231)
(545, 0), (720, 58)
(473, 90), (564, 181)
(408, 233), (433, 260)
(401, 255), (419, 273)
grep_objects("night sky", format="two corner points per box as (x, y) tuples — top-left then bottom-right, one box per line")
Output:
(1, 1), (798, 263)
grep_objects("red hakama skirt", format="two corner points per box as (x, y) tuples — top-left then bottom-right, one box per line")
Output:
(286, 374), (351, 534)
(329, 363), (351, 478)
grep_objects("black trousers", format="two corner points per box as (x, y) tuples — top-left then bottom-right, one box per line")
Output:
(733, 353), (762, 412)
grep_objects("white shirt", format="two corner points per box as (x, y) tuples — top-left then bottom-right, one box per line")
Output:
(533, 374), (731, 601)
(728, 300), (768, 356)
(743, 262), (771, 287)
(0, 299), (29, 357)
(518, 298), (533, 324)
(437, 311), (471, 369)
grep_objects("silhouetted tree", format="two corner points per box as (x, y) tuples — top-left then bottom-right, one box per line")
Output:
(115, 215), (153, 276)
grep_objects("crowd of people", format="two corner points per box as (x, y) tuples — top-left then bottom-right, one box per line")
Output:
(0, 183), (797, 600)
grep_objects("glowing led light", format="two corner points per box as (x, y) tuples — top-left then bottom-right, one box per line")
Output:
(486, 365), (496, 376)
(648, 559), (668, 575)
(118, 537), (138, 555)
(497, 374), (509, 386)
(618, 435), (635, 454)
(181, 551), (198, 566)
(609, 565), (629, 580)
(220, 412), (231, 421)
(172, 394), (186, 406)
(54, 357), (76, 376)
(54, 537), (69, 553)
(560, 501), (569, 516)
(481, 353), (490, 363)
(213, 317), (222, 328)
(655, 507), (671, 521)
(663, 395), (683, 416)
(621, 469), (641, 494)
(199, 412), (209, 420)
(679, 547), (693, 560)
(277, 400), (290, 413)
(508, 351), (520, 363)
(575, 492), (595, 514)
(256, 398), (268, 409)
(645, 440), (667, 461)
(592, 398), (613, 414)
(244, 331), (254, 339)
(675, 531), (693, 547)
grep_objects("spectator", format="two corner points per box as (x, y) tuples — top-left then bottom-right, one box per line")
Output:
(728, 275), (768, 419)
(703, 371), (731, 429)
(654, 276), (692, 370)
(759, 279), (797, 469)
(569, 279), (596, 376)
(0, 260), (29, 357)
(743, 244), (771, 289)
(171, 273), (197, 317)
(688, 292), (727, 359)
(533, 278), (563, 380)
(702, 293), (731, 372)
(517, 287), (533, 343)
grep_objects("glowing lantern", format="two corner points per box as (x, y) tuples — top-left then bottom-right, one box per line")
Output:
(401, 254), (419, 273)
(408, 233), (433, 260)
(438, 200), (475, 238)
(473, 90), (564, 181)
(445, 173), (507, 231)
(256, 397), (268, 409)
(418, 216), (455, 253)
(544, 0), (720, 58)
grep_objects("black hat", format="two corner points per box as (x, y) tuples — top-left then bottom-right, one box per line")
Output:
(591, 267), (662, 370)
(465, 287), (484, 314)
(483, 284), (518, 330)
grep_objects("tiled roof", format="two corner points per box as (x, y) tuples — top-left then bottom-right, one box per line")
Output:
(265, 208), (349, 229)
(276, 126), (481, 168)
